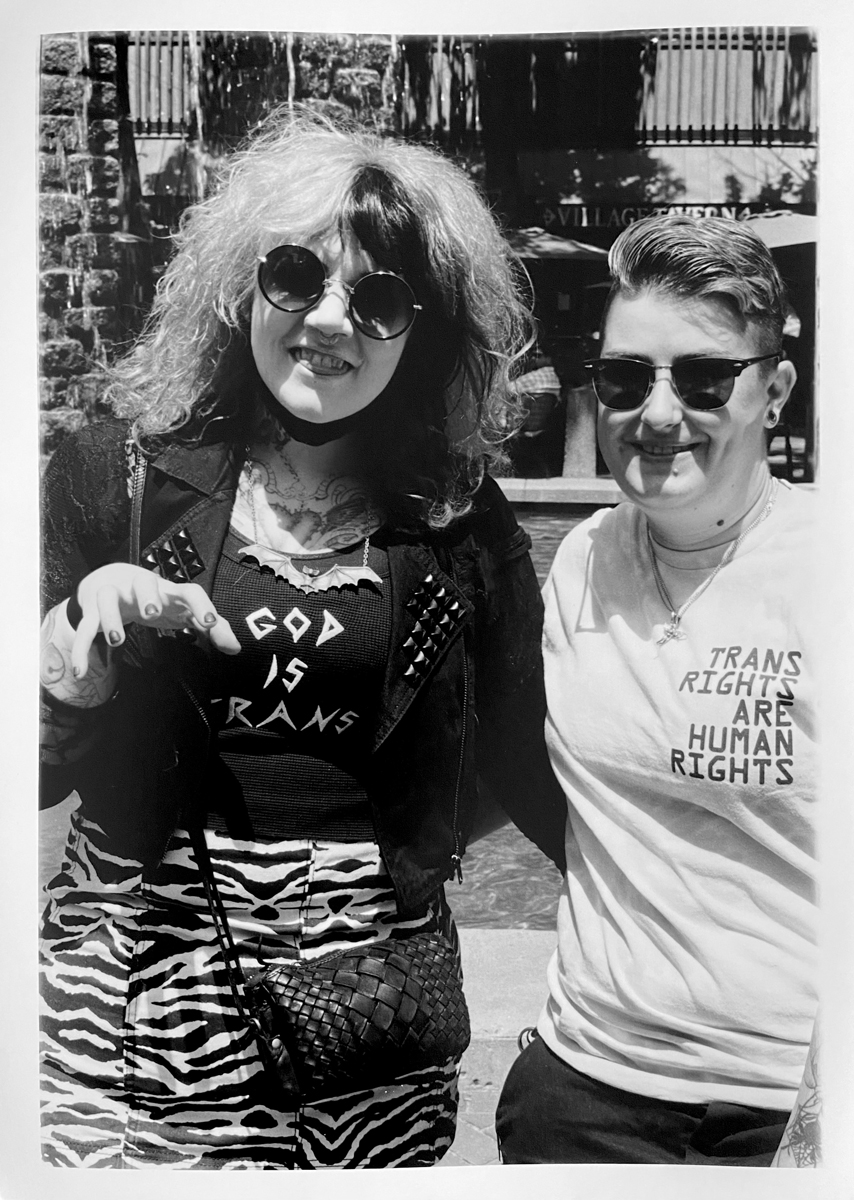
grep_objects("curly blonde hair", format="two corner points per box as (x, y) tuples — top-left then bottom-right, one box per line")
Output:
(108, 106), (534, 526)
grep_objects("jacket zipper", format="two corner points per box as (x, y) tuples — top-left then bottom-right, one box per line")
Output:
(449, 636), (468, 885)
(127, 437), (148, 566)
(446, 548), (469, 886)
(180, 678), (212, 745)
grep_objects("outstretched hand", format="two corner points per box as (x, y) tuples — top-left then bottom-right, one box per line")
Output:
(71, 563), (241, 678)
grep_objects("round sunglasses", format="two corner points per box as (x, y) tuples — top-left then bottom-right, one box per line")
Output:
(257, 244), (422, 341)
(583, 353), (781, 412)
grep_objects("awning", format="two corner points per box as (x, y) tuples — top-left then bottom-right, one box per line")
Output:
(506, 226), (610, 260)
(742, 211), (817, 248)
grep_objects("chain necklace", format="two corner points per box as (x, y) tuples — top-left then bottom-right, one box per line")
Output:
(238, 461), (382, 594)
(647, 477), (778, 646)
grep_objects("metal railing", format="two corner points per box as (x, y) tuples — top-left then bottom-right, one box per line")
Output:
(398, 29), (816, 149)
(398, 36), (482, 144)
(127, 28), (817, 148)
(639, 27), (817, 145)
(128, 31), (193, 137)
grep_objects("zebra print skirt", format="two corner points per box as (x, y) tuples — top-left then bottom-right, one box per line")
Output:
(39, 810), (461, 1169)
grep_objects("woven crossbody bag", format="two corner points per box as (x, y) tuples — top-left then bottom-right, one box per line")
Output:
(190, 824), (471, 1108)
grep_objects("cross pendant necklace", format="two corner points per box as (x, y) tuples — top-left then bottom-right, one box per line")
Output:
(647, 478), (778, 647)
(658, 614), (686, 644)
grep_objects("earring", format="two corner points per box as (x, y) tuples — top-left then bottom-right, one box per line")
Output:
(765, 410), (780, 429)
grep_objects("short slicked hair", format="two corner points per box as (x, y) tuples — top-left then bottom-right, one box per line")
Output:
(603, 213), (789, 354)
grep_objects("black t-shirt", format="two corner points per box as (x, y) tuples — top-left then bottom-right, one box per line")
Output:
(205, 529), (391, 841)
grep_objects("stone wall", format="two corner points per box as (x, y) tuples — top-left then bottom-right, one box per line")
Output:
(39, 33), (150, 456)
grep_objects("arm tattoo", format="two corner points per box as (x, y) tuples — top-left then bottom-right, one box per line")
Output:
(773, 1026), (821, 1167)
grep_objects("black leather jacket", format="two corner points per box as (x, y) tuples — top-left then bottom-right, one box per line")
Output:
(41, 420), (567, 915)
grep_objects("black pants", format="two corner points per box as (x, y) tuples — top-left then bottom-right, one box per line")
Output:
(495, 1035), (789, 1166)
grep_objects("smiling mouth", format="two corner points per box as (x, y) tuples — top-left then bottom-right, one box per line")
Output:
(291, 347), (353, 376)
(634, 442), (701, 458)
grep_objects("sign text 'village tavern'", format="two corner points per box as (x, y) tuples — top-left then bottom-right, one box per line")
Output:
(542, 203), (765, 230)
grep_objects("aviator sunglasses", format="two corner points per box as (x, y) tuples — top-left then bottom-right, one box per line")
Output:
(583, 353), (781, 412)
(257, 243), (422, 340)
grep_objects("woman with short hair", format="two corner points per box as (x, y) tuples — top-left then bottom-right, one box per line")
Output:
(496, 214), (818, 1166)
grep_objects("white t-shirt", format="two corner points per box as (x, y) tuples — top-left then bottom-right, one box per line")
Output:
(538, 481), (818, 1109)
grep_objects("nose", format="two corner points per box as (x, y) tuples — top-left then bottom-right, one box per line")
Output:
(639, 368), (682, 430)
(303, 279), (354, 338)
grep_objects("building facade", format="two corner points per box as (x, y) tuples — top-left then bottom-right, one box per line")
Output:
(39, 28), (817, 486)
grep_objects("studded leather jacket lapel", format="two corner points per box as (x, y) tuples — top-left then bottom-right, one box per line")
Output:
(376, 541), (475, 753)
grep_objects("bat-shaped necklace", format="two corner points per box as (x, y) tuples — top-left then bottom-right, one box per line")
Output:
(237, 465), (383, 595)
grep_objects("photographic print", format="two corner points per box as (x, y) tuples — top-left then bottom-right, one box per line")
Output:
(5, 7), (851, 1197)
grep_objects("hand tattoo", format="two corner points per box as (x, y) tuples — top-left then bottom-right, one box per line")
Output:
(40, 637), (68, 689)
(40, 605), (117, 708)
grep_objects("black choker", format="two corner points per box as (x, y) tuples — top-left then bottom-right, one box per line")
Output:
(258, 389), (375, 445)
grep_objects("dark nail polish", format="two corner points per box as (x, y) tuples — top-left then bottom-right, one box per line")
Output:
(203, 612), (217, 626)
(72, 665), (80, 677)
(108, 630), (122, 645)
(144, 604), (159, 617)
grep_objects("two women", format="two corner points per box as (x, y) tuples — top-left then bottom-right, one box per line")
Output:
(39, 110), (566, 1169)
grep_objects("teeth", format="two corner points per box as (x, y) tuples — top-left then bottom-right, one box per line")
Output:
(642, 444), (693, 456)
(293, 348), (350, 372)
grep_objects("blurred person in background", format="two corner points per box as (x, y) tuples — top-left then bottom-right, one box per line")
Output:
(507, 351), (564, 477)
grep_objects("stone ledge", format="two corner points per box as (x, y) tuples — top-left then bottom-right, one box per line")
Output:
(496, 476), (624, 505)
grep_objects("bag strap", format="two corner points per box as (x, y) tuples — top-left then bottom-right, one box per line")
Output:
(126, 449), (250, 1024)
(126, 440), (246, 1013)
(188, 823), (254, 1026)
(128, 435), (301, 1096)
(188, 822), (303, 1100)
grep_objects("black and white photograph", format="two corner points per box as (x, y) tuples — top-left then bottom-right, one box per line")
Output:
(2, 2), (852, 1197)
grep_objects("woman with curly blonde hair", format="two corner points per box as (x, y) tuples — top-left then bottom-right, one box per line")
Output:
(108, 106), (531, 525)
(39, 107), (567, 1169)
